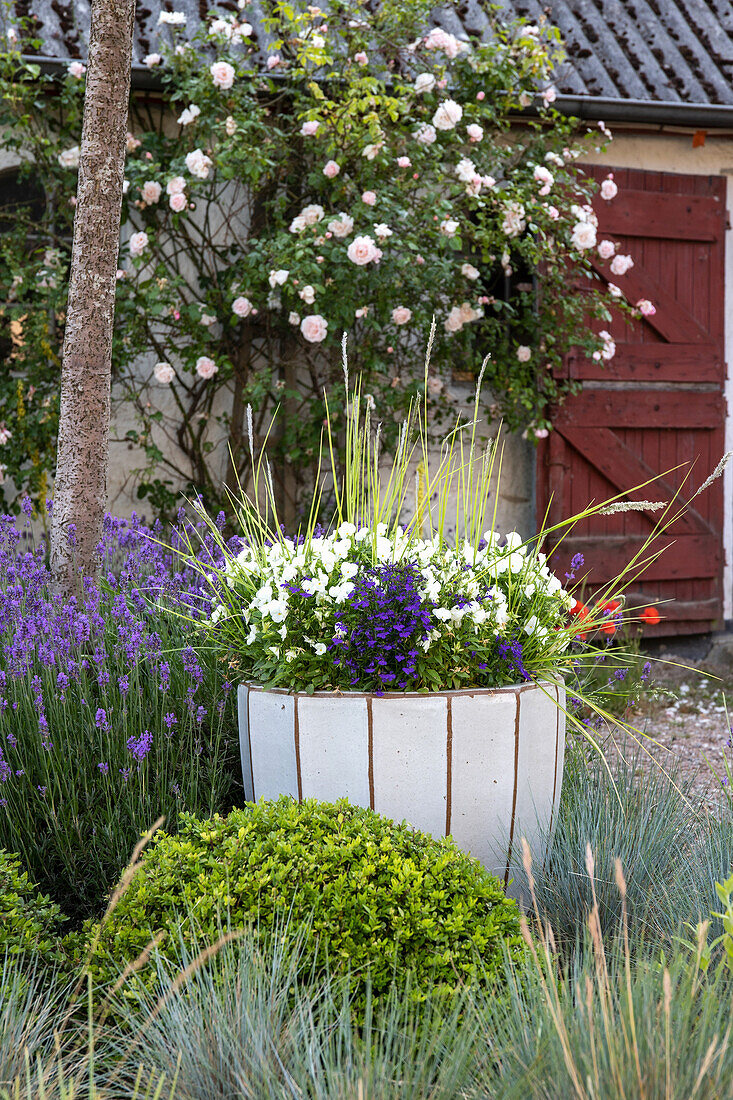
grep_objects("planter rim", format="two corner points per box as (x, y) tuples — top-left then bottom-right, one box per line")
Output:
(241, 679), (562, 700)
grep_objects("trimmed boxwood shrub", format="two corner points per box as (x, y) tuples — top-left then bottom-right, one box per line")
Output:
(0, 850), (65, 962)
(87, 798), (524, 1008)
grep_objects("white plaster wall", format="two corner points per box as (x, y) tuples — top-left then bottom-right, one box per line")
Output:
(579, 128), (733, 622)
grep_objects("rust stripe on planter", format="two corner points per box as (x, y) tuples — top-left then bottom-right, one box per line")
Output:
(445, 696), (453, 835)
(367, 695), (375, 810)
(293, 695), (303, 802)
(504, 691), (521, 887)
(246, 687), (255, 803)
(550, 686), (562, 824)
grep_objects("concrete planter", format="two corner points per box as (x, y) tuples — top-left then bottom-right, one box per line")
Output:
(238, 680), (565, 879)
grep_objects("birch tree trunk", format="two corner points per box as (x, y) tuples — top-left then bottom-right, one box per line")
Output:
(50, 0), (136, 596)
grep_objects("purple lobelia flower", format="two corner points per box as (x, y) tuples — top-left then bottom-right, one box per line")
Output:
(331, 562), (434, 693)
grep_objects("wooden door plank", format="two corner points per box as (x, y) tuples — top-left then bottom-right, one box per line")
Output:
(558, 426), (711, 534)
(555, 390), (722, 430)
(590, 257), (710, 344)
(595, 189), (722, 242)
(545, 534), (721, 581)
(569, 345), (723, 384)
(621, 594), (722, 621)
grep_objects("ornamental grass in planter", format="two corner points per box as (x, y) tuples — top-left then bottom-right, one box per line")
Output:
(173, 332), (713, 876)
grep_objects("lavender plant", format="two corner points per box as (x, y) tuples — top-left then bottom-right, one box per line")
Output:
(0, 504), (239, 919)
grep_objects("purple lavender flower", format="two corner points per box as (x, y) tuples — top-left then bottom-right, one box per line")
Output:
(126, 730), (153, 762)
(98, 762), (110, 775)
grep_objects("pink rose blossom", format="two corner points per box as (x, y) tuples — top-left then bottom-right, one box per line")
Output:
(177, 104), (200, 126)
(166, 176), (186, 195)
(129, 231), (149, 258)
(195, 357), (218, 380)
(153, 362), (175, 384)
(140, 180), (162, 204)
(542, 85), (557, 106)
(466, 123), (483, 142)
(347, 235), (380, 265)
(361, 190), (377, 206)
(533, 165), (553, 195)
(210, 61), (235, 89)
(534, 427), (549, 439)
(610, 253), (634, 276)
(232, 296), (254, 317)
(413, 123), (436, 145)
(424, 27), (464, 59)
(362, 142), (383, 160)
(185, 149), (212, 179)
(300, 314), (328, 343)
(416, 254), (425, 264)
(608, 283), (623, 299)
(126, 132), (141, 152)
(432, 99), (462, 130)
(571, 221), (597, 250)
(600, 175), (618, 200)
(516, 345), (531, 362)
(391, 306), (412, 325)
(300, 120), (320, 136)
(144, 53), (162, 68)
(354, 50), (368, 64)
(323, 159), (340, 178)
(267, 54), (281, 69)
(599, 329), (616, 361)
(598, 239), (616, 260)
(444, 307), (464, 333)
(547, 205), (559, 220)
(397, 156), (411, 167)
(169, 193), (187, 212)
(636, 299), (656, 316)
(414, 73), (436, 94)
(476, 90), (485, 101)
(68, 61), (85, 78)
(328, 213), (354, 237)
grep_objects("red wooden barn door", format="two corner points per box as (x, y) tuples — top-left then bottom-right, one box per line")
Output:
(537, 167), (726, 635)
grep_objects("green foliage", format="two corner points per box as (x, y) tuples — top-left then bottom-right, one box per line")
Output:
(86, 798), (525, 1012)
(0, 0), (629, 517)
(0, 850), (65, 964)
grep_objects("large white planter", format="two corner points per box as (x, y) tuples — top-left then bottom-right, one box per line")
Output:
(238, 680), (565, 880)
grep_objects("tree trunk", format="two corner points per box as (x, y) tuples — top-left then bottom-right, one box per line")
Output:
(50, 0), (136, 595)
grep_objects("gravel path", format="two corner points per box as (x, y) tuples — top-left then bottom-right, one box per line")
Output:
(604, 645), (733, 808)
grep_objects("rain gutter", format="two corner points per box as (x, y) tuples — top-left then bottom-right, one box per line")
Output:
(21, 56), (733, 128)
(545, 94), (733, 130)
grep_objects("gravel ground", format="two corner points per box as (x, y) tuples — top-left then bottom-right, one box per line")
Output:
(604, 640), (733, 808)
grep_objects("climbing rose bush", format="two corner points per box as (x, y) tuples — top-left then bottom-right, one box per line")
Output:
(0, 1), (636, 515)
